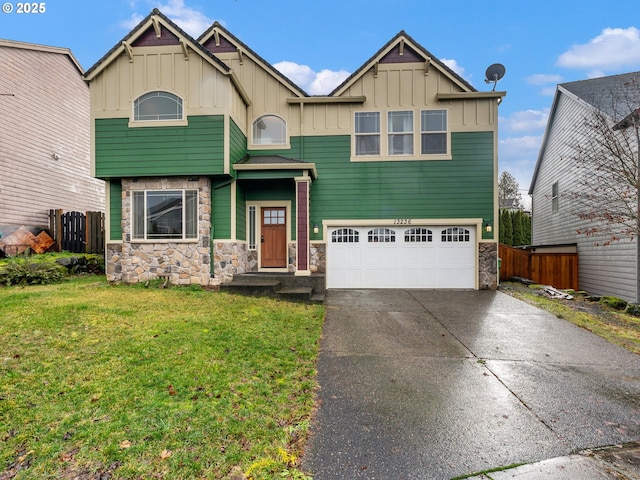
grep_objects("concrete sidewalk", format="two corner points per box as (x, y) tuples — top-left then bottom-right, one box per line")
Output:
(301, 289), (640, 479)
(466, 442), (640, 479)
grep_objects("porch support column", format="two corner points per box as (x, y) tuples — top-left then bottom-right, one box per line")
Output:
(295, 175), (312, 276)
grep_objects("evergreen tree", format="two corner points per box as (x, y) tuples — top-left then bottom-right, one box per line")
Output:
(503, 210), (513, 246)
(522, 211), (532, 245)
(512, 210), (524, 246)
(499, 210), (507, 244)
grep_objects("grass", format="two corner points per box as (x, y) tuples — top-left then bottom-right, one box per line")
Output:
(501, 282), (640, 355)
(0, 276), (324, 479)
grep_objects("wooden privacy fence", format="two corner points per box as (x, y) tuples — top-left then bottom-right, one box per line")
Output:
(499, 243), (579, 290)
(49, 209), (105, 254)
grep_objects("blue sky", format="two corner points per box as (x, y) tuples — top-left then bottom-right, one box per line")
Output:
(3, 0), (640, 202)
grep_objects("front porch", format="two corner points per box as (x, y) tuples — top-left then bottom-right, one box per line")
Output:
(220, 272), (326, 302)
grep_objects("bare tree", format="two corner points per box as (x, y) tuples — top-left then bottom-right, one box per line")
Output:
(568, 75), (640, 245)
(498, 171), (522, 209)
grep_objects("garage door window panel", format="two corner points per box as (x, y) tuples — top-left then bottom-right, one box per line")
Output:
(442, 227), (470, 242)
(368, 228), (396, 243)
(405, 228), (432, 242)
(332, 228), (360, 243)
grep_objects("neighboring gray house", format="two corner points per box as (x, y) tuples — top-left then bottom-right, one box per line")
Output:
(529, 72), (640, 302)
(0, 39), (104, 231)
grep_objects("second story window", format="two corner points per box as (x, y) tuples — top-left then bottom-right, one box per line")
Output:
(253, 115), (286, 145)
(355, 112), (380, 155)
(133, 91), (183, 121)
(421, 110), (447, 154)
(388, 111), (413, 155)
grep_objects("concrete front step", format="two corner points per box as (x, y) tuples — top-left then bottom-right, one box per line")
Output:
(220, 279), (282, 297)
(277, 286), (314, 302)
(220, 274), (325, 302)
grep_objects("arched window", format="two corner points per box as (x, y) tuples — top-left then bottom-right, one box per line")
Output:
(252, 115), (286, 145)
(404, 228), (432, 242)
(133, 91), (183, 121)
(368, 228), (395, 243)
(331, 228), (359, 243)
(442, 227), (470, 242)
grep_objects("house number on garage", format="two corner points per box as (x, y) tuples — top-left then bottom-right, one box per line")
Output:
(393, 219), (412, 225)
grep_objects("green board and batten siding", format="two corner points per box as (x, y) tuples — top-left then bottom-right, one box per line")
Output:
(229, 118), (247, 168)
(95, 116), (225, 178)
(250, 132), (495, 240)
(213, 182), (232, 239)
(109, 180), (122, 241)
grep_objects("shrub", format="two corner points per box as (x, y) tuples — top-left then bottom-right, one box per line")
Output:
(55, 255), (105, 275)
(625, 303), (640, 317)
(599, 296), (627, 311)
(0, 256), (66, 286)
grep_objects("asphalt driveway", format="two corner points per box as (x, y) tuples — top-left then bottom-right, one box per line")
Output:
(301, 289), (640, 479)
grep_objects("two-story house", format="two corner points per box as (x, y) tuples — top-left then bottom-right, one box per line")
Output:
(529, 72), (640, 302)
(85, 9), (504, 289)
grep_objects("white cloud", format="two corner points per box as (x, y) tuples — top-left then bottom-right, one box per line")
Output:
(121, 0), (212, 37)
(440, 58), (469, 81)
(557, 27), (640, 71)
(273, 61), (315, 88)
(274, 61), (349, 95)
(500, 109), (549, 133)
(525, 74), (563, 85)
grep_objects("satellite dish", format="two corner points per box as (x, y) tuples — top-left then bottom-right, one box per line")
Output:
(484, 63), (506, 91)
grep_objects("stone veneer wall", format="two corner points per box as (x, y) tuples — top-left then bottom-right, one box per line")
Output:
(213, 242), (256, 283)
(310, 242), (326, 273)
(479, 242), (498, 290)
(106, 177), (212, 285)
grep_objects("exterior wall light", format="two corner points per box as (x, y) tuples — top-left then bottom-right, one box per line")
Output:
(484, 220), (492, 233)
(313, 223), (319, 234)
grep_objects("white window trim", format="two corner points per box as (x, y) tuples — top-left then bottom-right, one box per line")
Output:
(551, 181), (559, 213)
(250, 113), (290, 149)
(131, 189), (199, 243)
(351, 108), (451, 162)
(129, 90), (188, 128)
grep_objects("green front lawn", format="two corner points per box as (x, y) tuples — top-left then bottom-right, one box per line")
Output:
(0, 276), (324, 479)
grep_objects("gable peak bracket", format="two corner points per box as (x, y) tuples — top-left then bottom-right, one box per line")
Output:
(179, 39), (189, 60)
(122, 40), (133, 62)
(399, 39), (405, 56)
(374, 61), (379, 78)
(151, 17), (161, 38)
(214, 30), (220, 47)
(424, 57), (431, 76)
(237, 48), (244, 65)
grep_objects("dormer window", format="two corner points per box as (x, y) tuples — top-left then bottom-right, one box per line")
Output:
(133, 91), (183, 121)
(252, 115), (286, 145)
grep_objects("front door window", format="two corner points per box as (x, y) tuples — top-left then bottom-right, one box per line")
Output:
(261, 207), (287, 268)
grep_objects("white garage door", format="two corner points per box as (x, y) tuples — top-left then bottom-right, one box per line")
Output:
(327, 225), (476, 289)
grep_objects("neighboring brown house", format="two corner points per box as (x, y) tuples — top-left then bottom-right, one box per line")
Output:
(0, 39), (104, 233)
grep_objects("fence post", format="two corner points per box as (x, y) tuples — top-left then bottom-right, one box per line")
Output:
(49, 209), (63, 251)
(85, 211), (105, 254)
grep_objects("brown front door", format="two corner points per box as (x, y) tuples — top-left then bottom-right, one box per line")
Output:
(261, 207), (287, 268)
